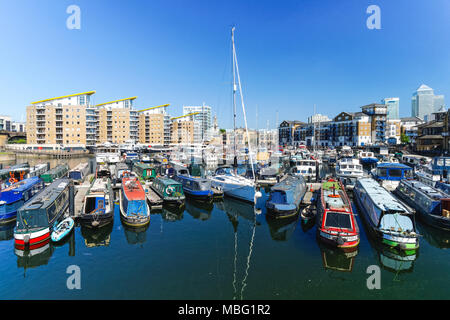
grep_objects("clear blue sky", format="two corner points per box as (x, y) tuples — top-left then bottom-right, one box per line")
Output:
(1, 0), (449, 128)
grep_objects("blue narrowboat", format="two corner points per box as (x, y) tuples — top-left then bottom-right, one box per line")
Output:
(266, 175), (306, 217)
(172, 168), (213, 201)
(395, 180), (450, 231)
(0, 177), (44, 224)
(68, 162), (90, 184)
(370, 162), (413, 191)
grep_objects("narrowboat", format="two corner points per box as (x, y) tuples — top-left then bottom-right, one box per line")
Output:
(14, 179), (74, 250)
(316, 179), (360, 251)
(113, 162), (130, 184)
(394, 180), (450, 231)
(68, 162), (90, 184)
(133, 162), (157, 181)
(172, 168), (214, 202)
(266, 175), (306, 217)
(151, 177), (185, 206)
(96, 164), (111, 179)
(40, 164), (69, 184)
(354, 178), (419, 253)
(358, 151), (378, 165)
(370, 162), (413, 191)
(335, 158), (364, 189)
(119, 177), (150, 227)
(28, 163), (49, 178)
(0, 177), (45, 224)
(80, 178), (114, 228)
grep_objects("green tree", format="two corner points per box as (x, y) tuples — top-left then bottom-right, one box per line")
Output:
(400, 133), (410, 144)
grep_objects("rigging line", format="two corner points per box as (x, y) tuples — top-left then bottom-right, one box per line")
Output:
(232, 30), (256, 182)
(240, 216), (257, 300)
(232, 224), (238, 300)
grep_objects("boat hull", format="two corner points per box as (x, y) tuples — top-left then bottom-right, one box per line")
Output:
(210, 180), (255, 203)
(14, 227), (51, 250)
(119, 190), (150, 227)
(79, 211), (114, 228)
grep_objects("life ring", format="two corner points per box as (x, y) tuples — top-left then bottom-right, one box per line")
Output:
(9, 177), (17, 184)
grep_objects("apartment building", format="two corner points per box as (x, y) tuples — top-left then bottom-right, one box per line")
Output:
(95, 97), (138, 144)
(171, 119), (194, 144)
(183, 105), (212, 142)
(0, 116), (11, 131)
(26, 91), (96, 146)
(138, 105), (171, 146)
(361, 103), (387, 144)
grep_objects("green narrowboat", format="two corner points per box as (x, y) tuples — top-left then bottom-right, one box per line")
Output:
(151, 177), (185, 205)
(40, 164), (69, 184)
(133, 162), (157, 181)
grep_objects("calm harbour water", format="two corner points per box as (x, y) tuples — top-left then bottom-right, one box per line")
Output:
(0, 159), (449, 299)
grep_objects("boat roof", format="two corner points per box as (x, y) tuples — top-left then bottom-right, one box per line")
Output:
(155, 177), (181, 186)
(134, 162), (154, 169)
(20, 179), (71, 210)
(358, 178), (407, 212)
(122, 178), (145, 200)
(272, 175), (304, 192)
(89, 178), (110, 194)
(401, 180), (448, 200)
(44, 163), (68, 175)
(377, 163), (411, 169)
(2, 176), (41, 192)
(70, 162), (89, 172)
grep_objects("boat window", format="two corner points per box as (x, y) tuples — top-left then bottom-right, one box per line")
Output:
(378, 168), (387, 177)
(324, 212), (352, 229)
(404, 170), (413, 178)
(437, 159), (445, 166)
(388, 169), (402, 178)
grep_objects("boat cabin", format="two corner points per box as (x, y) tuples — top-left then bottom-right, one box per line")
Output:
(83, 179), (112, 216)
(152, 177), (184, 200)
(372, 163), (413, 181)
(133, 162), (156, 180)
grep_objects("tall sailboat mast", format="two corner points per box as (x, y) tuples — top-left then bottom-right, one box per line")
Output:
(232, 27), (237, 159)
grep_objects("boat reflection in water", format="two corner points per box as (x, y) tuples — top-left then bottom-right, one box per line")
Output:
(216, 195), (260, 300)
(160, 205), (184, 222)
(185, 200), (214, 221)
(416, 221), (450, 249)
(265, 214), (299, 241)
(0, 221), (15, 241)
(15, 240), (54, 276)
(123, 223), (149, 246)
(318, 242), (357, 272)
(80, 223), (113, 248)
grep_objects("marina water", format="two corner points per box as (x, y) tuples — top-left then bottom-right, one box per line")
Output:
(0, 160), (449, 299)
